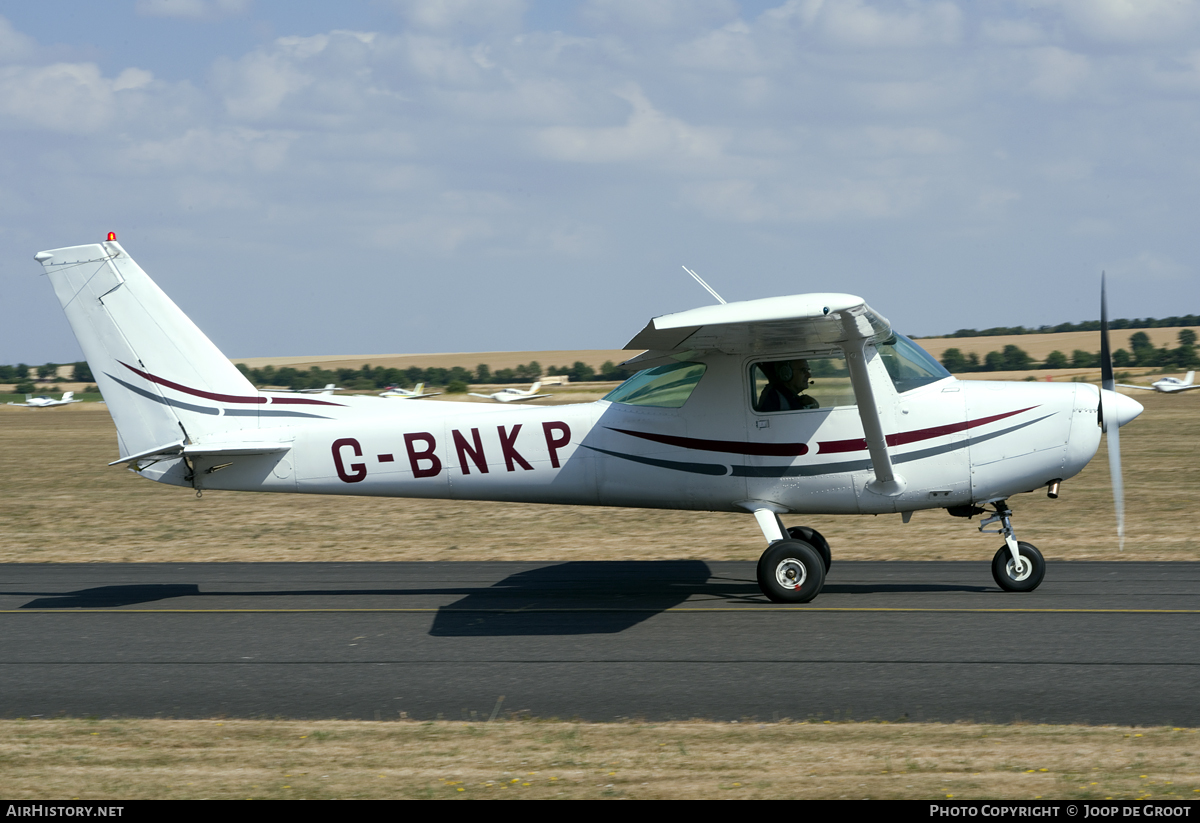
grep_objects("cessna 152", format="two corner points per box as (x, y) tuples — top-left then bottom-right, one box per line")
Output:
(381, 383), (441, 399)
(469, 382), (553, 403)
(34, 237), (1143, 603)
(1118, 371), (1198, 393)
(7, 391), (81, 408)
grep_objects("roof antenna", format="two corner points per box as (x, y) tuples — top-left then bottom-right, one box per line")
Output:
(682, 265), (726, 305)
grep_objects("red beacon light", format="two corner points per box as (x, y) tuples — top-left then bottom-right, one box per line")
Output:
(106, 232), (117, 241)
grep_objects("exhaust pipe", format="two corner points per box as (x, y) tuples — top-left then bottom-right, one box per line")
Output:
(1047, 479), (1061, 499)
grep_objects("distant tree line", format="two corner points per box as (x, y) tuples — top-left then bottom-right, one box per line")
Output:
(940, 330), (1199, 373)
(233, 360), (633, 391)
(0, 362), (92, 383)
(921, 314), (1200, 339)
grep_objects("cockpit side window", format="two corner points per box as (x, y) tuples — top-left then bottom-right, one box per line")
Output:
(604, 361), (707, 408)
(750, 356), (856, 412)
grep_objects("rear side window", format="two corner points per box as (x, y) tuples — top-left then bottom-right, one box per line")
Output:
(604, 362), (707, 408)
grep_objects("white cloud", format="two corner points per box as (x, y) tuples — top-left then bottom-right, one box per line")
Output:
(1035, 0), (1200, 44)
(684, 175), (925, 222)
(0, 63), (116, 132)
(1025, 46), (1090, 99)
(580, 0), (739, 32)
(767, 0), (964, 49)
(120, 127), (293, 174)
(856, 126), (959, 156)
(214, 49), (314, 120)
(135, 0), (250, 20)
(979, 17), (1049, 46)
(0, 15), (38, 63)
(534, 84), (727, 165)
(389, 0), (528, 32)
(114, 68), (155, 92)
(673, 20), (765, 72)
(975, 187), (1021, 212)
(212, 32), (380, 121)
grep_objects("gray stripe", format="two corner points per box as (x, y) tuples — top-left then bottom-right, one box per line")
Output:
(107, 373), (330, 419)
(586, 414), (1056, 479)
(107, 373), (219, 415)
(580, 445), (729, 476)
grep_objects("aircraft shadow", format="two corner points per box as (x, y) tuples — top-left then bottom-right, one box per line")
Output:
(19, 584), (202, 609)
(428, 561), (716, 637)
(821, 583), (992, 594)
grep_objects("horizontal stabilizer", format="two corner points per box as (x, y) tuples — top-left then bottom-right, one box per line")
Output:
(109, 440), (291, 466)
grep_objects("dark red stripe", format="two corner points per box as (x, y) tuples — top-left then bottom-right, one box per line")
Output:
(608, 427), (808, 457)
(817, 406), (1038, 454)
(120, 361), (343, 406)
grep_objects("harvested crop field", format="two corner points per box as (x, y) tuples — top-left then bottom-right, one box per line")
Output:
(0, 389), (1196, 564)
(0, 718), (1197, 800)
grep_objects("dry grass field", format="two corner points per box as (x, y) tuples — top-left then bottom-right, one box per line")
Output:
(231, 348), (633, 375)
(3, 388), (1199, 800)
(224, 328), (1199, 377)
(0, 718), (1198, 800)
(915, 328), (1199, 363)
(0, 388), (1195, 564)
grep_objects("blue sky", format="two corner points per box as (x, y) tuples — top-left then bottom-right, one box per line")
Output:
(4, 1), (1199, 364)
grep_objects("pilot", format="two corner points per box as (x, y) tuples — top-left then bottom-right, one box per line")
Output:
(757, 359), (819, 411)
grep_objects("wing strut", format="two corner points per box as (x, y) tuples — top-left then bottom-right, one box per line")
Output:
(840, 332), (906, 497)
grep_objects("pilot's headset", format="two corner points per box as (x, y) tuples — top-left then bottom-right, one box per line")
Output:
(777, 360), (812, 386)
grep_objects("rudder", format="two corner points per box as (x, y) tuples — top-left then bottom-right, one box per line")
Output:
(37, 239), (261, 459)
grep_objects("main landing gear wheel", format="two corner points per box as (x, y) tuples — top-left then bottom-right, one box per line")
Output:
(787, 526), (831, 572)
(991, 541), (1046, 592)
(757, 539), (826, 603)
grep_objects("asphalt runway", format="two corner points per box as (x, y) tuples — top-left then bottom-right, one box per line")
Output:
(2, 561), (1198, 724)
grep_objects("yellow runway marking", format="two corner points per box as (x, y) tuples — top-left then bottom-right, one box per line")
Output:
(1, 607), (1199, 614)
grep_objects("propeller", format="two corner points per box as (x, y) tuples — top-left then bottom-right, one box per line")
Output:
(1099, 272), (1125, 551)
(1097, 273), (1146, 550)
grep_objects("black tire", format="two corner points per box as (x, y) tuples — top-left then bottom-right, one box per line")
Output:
(991, 542), (1046, 592)
(787, 526), (831, 572)
(757, 540), (826, 603)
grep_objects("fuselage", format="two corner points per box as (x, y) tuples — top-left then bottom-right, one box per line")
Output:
(150, 358), (1104, 517)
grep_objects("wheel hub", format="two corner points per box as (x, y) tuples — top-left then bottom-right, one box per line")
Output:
(1006, 556), (1032, 581)
(774, 558), (807, 590)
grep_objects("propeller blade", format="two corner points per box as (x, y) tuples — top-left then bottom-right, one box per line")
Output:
(1099, 272), (1124, 551)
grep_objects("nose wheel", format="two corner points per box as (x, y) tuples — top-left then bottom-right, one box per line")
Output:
(991, 541), (1045, 592)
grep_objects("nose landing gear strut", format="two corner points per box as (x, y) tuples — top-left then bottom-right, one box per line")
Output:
(979, 501), (1046, 592)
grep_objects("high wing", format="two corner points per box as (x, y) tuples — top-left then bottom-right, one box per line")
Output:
(622, 293), (891, 366)
(622, 292), (901, 499)
(492, 392), (552, 403)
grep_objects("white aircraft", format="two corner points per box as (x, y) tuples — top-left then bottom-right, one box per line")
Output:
(6, 391), (81, 408)
(298, 384), (341, 395)
(1117, 371), (1199, 393)
(469, 382), (552, 403)
(34, 237), (1143, 603)
(381, 383), (441, 399)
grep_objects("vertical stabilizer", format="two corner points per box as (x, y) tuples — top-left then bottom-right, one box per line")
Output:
(36, 240), (260, 458)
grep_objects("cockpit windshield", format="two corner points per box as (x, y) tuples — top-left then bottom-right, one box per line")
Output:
(877, 333), (952, 394)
